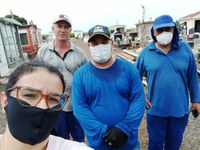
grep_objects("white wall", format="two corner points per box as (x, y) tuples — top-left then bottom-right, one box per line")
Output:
(74, 31), (83, 39)
(0, 31), (9, 77)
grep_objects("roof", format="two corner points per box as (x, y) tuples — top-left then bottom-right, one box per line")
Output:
(135, 21), (154, 25)
(109, 24), (126, 30)
(109, 24), (126, 28)
(0, 17), (22, 26)
(179, 11), (200, 21)
(19, 24), (38, 29)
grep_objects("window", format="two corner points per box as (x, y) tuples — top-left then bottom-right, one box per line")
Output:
(20, 33), (29, 45)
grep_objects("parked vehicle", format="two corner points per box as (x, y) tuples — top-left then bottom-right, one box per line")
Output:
(188, 32), (200, 40)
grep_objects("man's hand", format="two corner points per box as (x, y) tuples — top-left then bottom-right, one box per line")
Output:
(103, 127), (128, 148)
(146, 97), (152, 109)
(190, 103), (200, 118)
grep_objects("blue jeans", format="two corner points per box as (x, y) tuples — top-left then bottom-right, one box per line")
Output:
(54, 111), (85, 142)
(147, 114), (189, 150)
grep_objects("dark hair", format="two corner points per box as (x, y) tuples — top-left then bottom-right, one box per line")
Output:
(6, 61), (65, 95)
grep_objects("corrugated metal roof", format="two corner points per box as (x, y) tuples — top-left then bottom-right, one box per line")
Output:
(0, 17), (22, 26)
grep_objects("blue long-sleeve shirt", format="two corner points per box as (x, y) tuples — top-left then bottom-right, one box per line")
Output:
(72, 58), (145, 150)
(136, 41), (200, 117)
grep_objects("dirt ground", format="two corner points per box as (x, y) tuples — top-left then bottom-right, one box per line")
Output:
(0, 38), (199, 150)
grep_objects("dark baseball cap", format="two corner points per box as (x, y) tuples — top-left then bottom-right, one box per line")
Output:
(88, 25), (111, 42)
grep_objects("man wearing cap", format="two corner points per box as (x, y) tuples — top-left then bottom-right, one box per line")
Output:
(136, 14), (200, 150)
(37, 14), (86, 142)
(72, 25), (145, 150)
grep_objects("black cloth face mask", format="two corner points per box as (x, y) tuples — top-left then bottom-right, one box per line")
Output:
(5, 96), (60, 145)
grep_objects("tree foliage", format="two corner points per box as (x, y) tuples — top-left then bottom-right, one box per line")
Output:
(126, 28), (135, 32)
(70, 33), (75, 38)
(42, 34), (49, 41)
(5, 14), (28, 25)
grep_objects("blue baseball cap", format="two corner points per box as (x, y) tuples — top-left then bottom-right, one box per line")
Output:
(88, 25), (111, 42)
(153, 15), (175, 30)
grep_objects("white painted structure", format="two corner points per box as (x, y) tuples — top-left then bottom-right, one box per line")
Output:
(178, 11), (200, 34)
(0, 32), (9, 77)
(0, 17), (24, 77)
(135, 21), (153, 41)
(74, 30), (83, 39)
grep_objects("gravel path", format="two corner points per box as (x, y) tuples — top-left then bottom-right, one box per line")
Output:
(0, 39), (199, 150)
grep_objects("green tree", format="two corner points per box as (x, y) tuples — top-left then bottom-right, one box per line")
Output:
(70, 33), (75, 38)
(42, 34), (49, 41)
(126, 28), (135, 32)
(5, 14), (27, 25)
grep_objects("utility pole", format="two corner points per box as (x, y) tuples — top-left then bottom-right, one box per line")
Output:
(141, 5), (146, 47)
(10, 9), (14, 19)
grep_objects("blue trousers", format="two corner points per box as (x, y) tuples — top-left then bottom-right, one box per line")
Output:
(147, 114), (189, 150)
(54, 111), (85, 142)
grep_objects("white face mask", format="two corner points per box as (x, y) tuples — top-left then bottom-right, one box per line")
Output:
(90, 43), (112, 63)
(156, 31), (173, 45)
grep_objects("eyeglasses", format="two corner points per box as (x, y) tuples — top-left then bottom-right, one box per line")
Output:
(7, 86), (68, 111)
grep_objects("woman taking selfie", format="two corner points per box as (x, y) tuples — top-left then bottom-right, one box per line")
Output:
(0, 61), (92, 150)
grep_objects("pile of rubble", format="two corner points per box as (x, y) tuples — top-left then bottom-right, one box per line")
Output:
(116, 48), (147, 87)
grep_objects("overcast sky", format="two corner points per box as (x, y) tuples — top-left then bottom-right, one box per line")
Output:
(1, 0), (200, 34)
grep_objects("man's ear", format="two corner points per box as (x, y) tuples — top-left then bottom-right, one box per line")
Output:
(0, 92), (8, 113)
(52, 26), (54, 32)
(153, 30), (157, 36)
(69, 28), (72, 33)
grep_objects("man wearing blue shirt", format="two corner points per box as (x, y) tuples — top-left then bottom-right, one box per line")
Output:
(72, 25), (146, 150)
(136, 14), (200, 150)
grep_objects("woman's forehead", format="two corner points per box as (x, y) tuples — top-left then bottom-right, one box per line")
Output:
(15, 69), (62, 91)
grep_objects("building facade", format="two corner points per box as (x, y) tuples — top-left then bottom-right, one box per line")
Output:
(19, 24), (42, 53)
(178, 11), (200, 35)
(0, 17), (24, 77)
